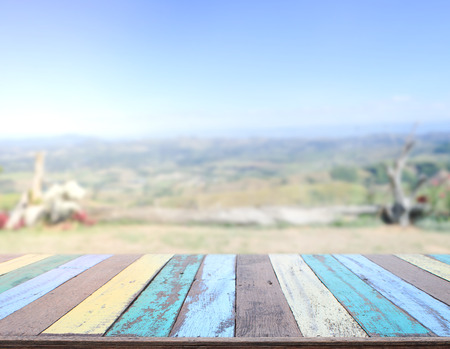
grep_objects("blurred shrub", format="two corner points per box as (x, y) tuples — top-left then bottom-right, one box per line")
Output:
(364, 163), (389, 184)
(414, 161), (441, 177)
(434, 142), (450, 154)
(330, 166), (359, 183)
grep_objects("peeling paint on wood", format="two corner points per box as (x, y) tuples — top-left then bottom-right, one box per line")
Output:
(0, 255), (141, 336)
(0, 254), (53, 276)
(0, 255), (111, 321)
(365, 255), (450, 306)
(107, 254), (203, 337)
(0, 255), (79, 294)
(303, 254), (431, 337)
(236, 255), (302, 337)
(0, 253), (448, 344)
(270, 254), (367, 337)
(170, 254), (236, 338)
(397, 254), (450, 281)
(335, 255), (450, 336)
(43, 254), (172, 335)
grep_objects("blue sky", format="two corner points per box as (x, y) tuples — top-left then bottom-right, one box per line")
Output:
(1, 0), (449, 138)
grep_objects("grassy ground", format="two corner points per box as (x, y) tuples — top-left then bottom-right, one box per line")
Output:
(0, 223), (449, 254)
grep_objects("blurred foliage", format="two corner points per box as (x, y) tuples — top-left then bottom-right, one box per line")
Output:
(434, 142), (450, 154)
(0, 193), (20, 210)
(330, 166), (359, 183)
(414, 161), (441, 177)
(364, 163), (389, 184)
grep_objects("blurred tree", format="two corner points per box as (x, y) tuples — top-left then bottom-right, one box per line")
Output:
(381, 137), (429, 226)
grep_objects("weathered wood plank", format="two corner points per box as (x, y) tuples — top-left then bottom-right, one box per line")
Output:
(335, 254), (450, 336)
(270, 254), (367, 337)
(0, 254), (53, 276)
(303, 254), (431, 337)
(366, 254), (450, 305)
(235, 254), (302, 337)
(170, 254), (236, 338)
(1, 336), (450, 348)
(0, 254), (141, 336)
(429, 254), (450, 266)
(0, 254), (111, 321)
(107, 254), (203, 337)
(0, 255), (22, 263)
(397, 254), (450, 281)
(43, 254), (172, 335)
(0, 255), (79, 294)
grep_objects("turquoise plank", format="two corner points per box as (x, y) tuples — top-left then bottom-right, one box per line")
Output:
(335, 254), (450, 337)
(0, 254), (111, 321)
(430, 254), (450, 265)
(302, 254), (431, 337)
(106, 254), (203, 337)
(170, 254), (236, 337)
(0, 255), (79, 294)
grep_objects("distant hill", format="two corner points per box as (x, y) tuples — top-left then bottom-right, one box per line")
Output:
(0, 133), (448, 210)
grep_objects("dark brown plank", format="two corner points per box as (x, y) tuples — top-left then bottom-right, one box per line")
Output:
(365, 254), (450, 305)
(0, 255), (23, 263)
(0, 254), (142, 336)
(236, 255), (302, 337)
(1, 336), (450, 348)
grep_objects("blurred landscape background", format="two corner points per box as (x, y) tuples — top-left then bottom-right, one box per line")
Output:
(1, 1), (449, 253)
(0, 129), (449, 254)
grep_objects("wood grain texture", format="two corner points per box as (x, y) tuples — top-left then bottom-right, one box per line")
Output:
(0, 255), (79, 294)
(366, 254), (450, 305)
(0, 255), (22, 263)
(269, 254), (367, 337)
(429, 254), (450, 266)
(0, 254), (53, 276)
(107, 254), (203, 337)
(303, 254), (431, 337)
(397, 254), (450, 281)
(43, 254), (172, 335)
(0, 254), (141, 336)
(170, 254), (236, 338)
(0, 255), (111, 321)
(335, 254), (450, 336)
(1, 336), (450, 348)
(235, 255), (302, 337)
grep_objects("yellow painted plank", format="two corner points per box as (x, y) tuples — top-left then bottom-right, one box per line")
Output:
(0, 254), (53, 276)
(270, 254), (367, 337)
(397, 254), (450, 281)
(44, 254), (173, 335)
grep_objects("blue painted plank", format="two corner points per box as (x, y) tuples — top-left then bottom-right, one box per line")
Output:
(106, 254), (203, 337)
(170, 254), (236, 338)
(0, 254), (111, 320)
(430, 254), (450, 265)
(335, 254), (450, 337)
(302, 254), (431, 337)
(0, 255), (80, 294)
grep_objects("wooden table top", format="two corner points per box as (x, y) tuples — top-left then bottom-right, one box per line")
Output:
(0, 254), (449, 348)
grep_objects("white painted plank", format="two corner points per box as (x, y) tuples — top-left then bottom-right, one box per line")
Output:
(269, 254), (367, 337)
